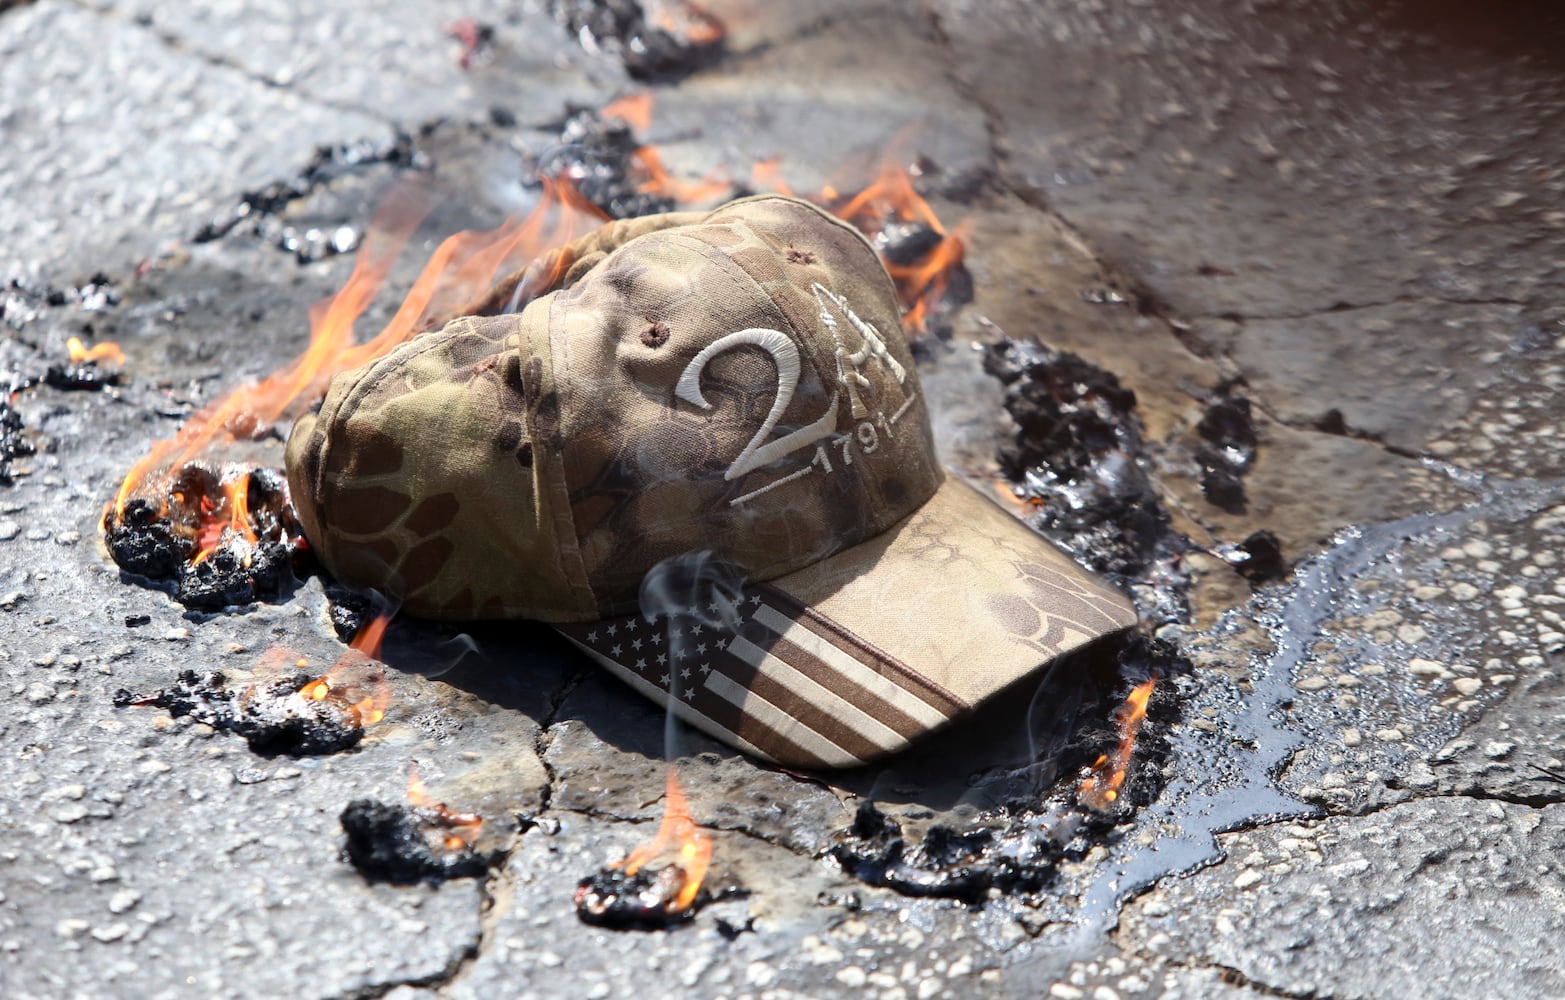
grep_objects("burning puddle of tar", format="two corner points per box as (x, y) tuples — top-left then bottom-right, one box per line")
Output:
(114, 665), (375, 756)
(824, 637), (1183, 906)
(105, 465), (309, 610)
(574, 865), (716, 930)
(340, 799), (498, 885)
(2, 324), (126, 483)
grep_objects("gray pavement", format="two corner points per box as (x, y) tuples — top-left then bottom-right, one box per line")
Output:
(3, 1), (1565, 998)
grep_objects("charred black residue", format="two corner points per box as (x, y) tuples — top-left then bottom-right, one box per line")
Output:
(193, 134), (426, 260)
(984, 340), (1184, 622)
(550, 0), (725, 81)
(42, 362), (119, 391)
(1, 381), (35, 485)
(114, 667), (368, 755)
(1219, 529), (1287, 584)
(830, 637), (1186, 905)
(4, 274), (120, 334)
(830, 802), (1050, 903)
(537, 109), (676, 220)
(340, 799), (497, 884)
(104, 464), (308, 610)
(575, 865), (711, 929)
(1195, 381), (1259, 514)
(325, 584), (376, 643)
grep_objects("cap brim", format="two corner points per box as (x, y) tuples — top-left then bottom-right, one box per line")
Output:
(554, 471), (1137, 769)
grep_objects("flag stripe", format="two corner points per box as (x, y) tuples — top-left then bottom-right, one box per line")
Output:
(753, 629), (930, 741)
(559, 636), (776, 758)
(750, 602), (959, 726)
(726, 633), (906, 756)
(554, 582), (970, 769)
(701, 671), (866, 768)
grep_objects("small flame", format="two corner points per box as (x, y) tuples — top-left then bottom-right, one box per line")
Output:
(600, 93), (730, 207)
(407, 763), (482, 849)
(615, 765), (712, 911)
(887, 220), (968, 333)
(1078, 676), (1158, 810)
(630, 146), (731, 204)
(295, 612), (394, 726)
(602, 92), (654, 133)
(646, 0), (726, 46)
(190, 472), (258, 565)
(987, 476), (1042, 517)
(825, 161), (968, 333)
(67, 336), (124, 367)
(749, 156), (794, 198)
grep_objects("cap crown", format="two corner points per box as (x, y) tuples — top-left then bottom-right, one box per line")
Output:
(287, 196), (942, 620)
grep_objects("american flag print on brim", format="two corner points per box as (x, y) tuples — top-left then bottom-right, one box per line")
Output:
(556, 474), (1137, 770)
(556, 585), (965, 769)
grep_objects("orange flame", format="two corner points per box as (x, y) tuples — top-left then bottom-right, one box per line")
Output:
(109, 175), (609, 552)
(750, 156), (794, 198)
(297, 612), (394, 726)
(190, 472), (258, 565)
(887, 221), (968, 333)
(67, 336), (125, 367)
(1078, 677), (1158, 810)
(407, 763), (483, 850)
(825, 161), (968, 333)
(616, 765), (712, 911)
(647, 0), (726, 46)
(602, 92), (654, 133)
(631, 146), (731, 204)
(987, 476), (1042, 518)
(602, 93), (731, 206)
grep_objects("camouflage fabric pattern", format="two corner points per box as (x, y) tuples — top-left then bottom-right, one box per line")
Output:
(287, 195), (942, 620)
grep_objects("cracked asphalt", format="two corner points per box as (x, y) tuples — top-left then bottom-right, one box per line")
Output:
(4, 1), (1565, 997)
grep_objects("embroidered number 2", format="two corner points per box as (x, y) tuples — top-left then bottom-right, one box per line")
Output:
(675, 328), (839, 481)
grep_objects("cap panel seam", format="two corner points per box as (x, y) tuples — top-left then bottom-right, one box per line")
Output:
(527, 291), (599, 615)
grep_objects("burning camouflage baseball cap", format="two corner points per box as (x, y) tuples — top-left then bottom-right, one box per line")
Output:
(286, 194), (1136, 769)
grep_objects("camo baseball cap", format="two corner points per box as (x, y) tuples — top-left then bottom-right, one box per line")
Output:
(286, 194), (1136, 769)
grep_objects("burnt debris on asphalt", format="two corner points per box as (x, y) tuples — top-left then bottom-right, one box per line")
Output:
(104, 463), (308, 610)
(537, 107), (682, 220)
(192, 134), (428, 262)
(549, 0), (725, 81)
(983, 337), (1193, 630)
(340, 797), (497, 884)
(0, 378), (33, 485)
(113, 663), (382, 756)
(575, 864), (714, 930)
(1194, 380), (1259, 515)
(829, 636), (1186, 905)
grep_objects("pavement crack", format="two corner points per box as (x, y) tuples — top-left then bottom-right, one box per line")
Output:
(1188, 293), (1528, 324)
(69, 1), (396, 126)
(553, 802), (813, 858)
(1188, 960), (1332, 1000)
(1236, 386), (1434, 464)
(922, 4), (1005, 175)
(531, 664), (591, 821)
